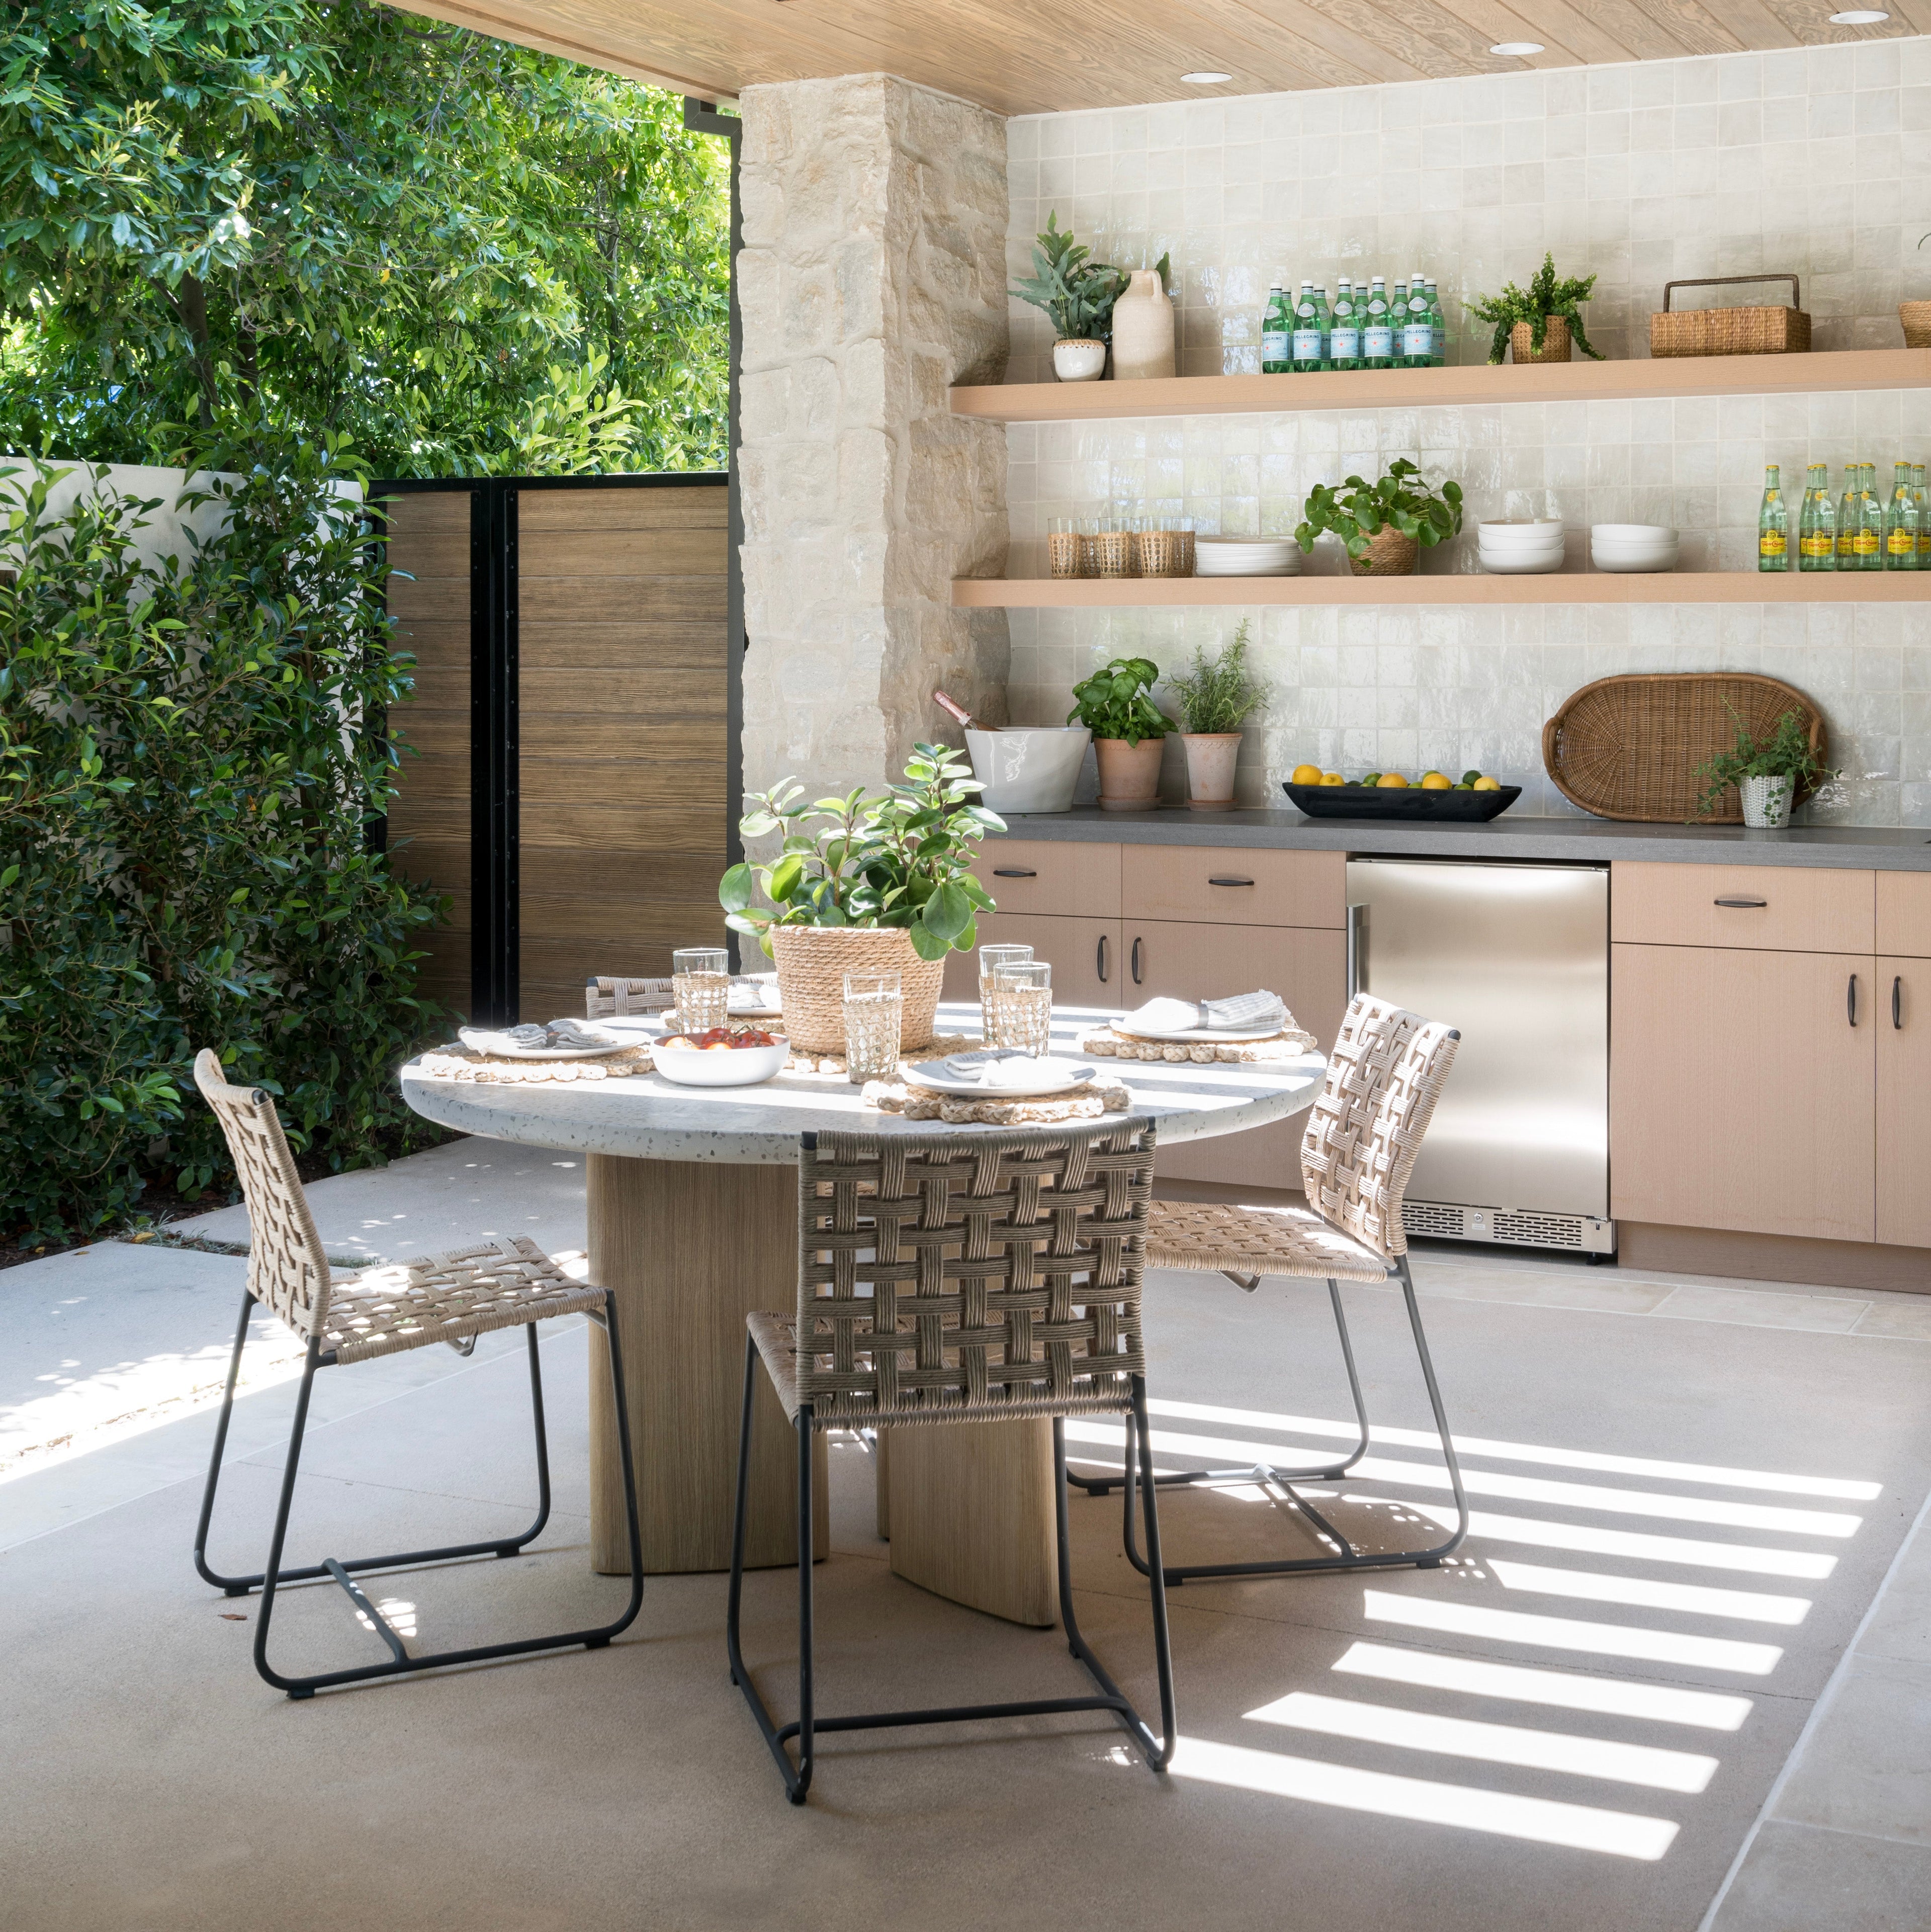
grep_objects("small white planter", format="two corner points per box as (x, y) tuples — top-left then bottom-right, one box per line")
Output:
(963, 726), (1090, 815)
(1052, 338), (1107, 382)
(1181, 733), (1243, 809)
(1741, 774), (1794, 828)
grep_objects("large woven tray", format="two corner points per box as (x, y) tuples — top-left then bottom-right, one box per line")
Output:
(1542, 672), (1825, 823)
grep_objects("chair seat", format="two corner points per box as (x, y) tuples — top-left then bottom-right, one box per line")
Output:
(324, 1236), (606, 1364)
(748, 1311), (806, 1421)
(1146, 1200), (1389, 1284)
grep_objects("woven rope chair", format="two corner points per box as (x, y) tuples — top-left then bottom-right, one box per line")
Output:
(584, 976), (677, 1019)
(190, 1050), (643, 1698)
(727, 1120), (1176, 1804)
(1072, 993), (1471, 1588)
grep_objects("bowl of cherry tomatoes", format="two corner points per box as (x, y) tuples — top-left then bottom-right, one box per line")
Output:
(651, 1025), (789, 1087)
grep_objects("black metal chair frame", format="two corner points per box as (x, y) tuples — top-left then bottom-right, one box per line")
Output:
(1068, 1251), (1469, 1585)
(726, 1333), (1177, 1805)
(194, 1286), (645, 1699)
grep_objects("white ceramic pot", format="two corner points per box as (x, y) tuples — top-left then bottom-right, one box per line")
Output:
(1109, 269), (1176, 381)
(1182, 733), (1243, 809)
(1052, 338), (1108, 382)
(963, 725), (1091, 815)
(1741, 773), (1795, 829)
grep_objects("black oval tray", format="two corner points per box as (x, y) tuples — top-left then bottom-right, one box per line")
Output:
(1282, 782), (1522, 822)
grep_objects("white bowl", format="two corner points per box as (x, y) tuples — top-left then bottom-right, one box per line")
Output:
(1479, 537), (1565, 556)
(1480, 553), (1566, 574)
(1590, 552), (1678, 573)
(965, 726), (1090, 815)
(1479, 546), (1565, 564)
(1591, 524), (1678, 543)
(1591, 540), (1681, 558)
(1477, 519), (1566, 541)
(651, 1038), (789, 1086)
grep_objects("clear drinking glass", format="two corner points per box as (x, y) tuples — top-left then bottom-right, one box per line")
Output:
(977, 942), (1034, 1042)
(1135, 521), (1178, 577)
(842, 969), (903, 1083)
(1175, 516), (1197, 577)
(671, 947), (730, 1033)
(1092, 515), (1135, 578)
(1076, 517), (1101, 577)
(986, 959), (1052, 1057)
(1047, 515), (1081, 579)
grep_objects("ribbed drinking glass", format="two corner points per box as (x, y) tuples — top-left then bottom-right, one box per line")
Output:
(977, 943), (1033, 1042)
(986, 960), (1052, 1057)
(671, 948), (730, 1032)
(842, 970), (903, 1083)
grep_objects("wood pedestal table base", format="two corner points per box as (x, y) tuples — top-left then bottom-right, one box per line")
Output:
(400, 1001), (1324, 1623)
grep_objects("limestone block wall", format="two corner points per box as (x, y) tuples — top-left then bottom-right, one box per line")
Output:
(738, 73), (1012, 805)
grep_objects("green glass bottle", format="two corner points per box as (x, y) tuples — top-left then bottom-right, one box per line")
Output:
(1758, 464), (1788, 572)
(1799, 463), (1835, 571)
(1291, 281), (1324, 374)
(1856, 462), (1884, 570)
(1261, 281), (1291, 375)
(1390, 282), (1409, 367)
(1401, 273), (1434, 369)
(1916, 464), (1929, 568)
(1329, 278), (1361, 372)
(1425, 279), (1445, 366)
(1886, 460), (1917, 569)
(1364, 276), (1393, 370)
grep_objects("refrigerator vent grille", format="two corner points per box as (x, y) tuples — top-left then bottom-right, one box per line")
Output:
(1402, 1201), (1616, 1255)
(1403, 1202), (1468, 1240)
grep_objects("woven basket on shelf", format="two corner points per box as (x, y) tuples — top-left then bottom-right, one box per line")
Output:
(1510, 317), (1571, 364)
(1900, 301), (1931, 348)
(766, 925), (946, 1054)
(1650, 275), (1810, 358)
(1543, 671), (1825, 823)
(1348, 527), (1419, 577)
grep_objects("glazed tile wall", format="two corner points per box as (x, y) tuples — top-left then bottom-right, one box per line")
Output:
(1002, 42), (1931, 823)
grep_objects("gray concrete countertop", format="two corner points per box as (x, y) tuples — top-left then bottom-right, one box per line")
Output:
(989, 807), (1931, 870)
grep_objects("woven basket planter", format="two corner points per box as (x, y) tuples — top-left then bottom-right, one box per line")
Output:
(767, 925), (946, 1054)
(1901, 301), (1931, 349)
(1349, 527), (1419, 577)
(1510, 318), (1571, 364)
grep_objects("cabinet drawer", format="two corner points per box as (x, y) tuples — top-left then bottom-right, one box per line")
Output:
(1611, 862), (1874, 954)
(1122, 845), (1345, 928)
(1876, 873), (1931, 958)
(940, 911), (1122, 1010)
(972, 839), (1120, 918)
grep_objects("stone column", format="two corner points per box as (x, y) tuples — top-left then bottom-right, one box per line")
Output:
(737, 74), (1010, 804)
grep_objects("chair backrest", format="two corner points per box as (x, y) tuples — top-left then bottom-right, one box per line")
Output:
(796, 1121), (1157, 1427)
(1299, 993), (1459, 1263)
(585, 976), (677, 1019)
(193, 1050), (332, 1338)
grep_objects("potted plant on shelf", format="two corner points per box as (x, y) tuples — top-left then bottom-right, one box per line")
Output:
(1010, 212), (1129, 383)
(1296, 459), (1463, 577)
(1468, 254), (1605, 366)
(1068, 655), (1170, 810)
(718, 743), (1003, 1051)
(1163, 620), (1267, 810)
(1691, 706), (1837, 829)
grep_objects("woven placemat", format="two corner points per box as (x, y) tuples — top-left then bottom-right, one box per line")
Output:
(414, 1044), (657, 1083)
(1078, 1026), (1316, 1065)
(863, 1076), (1133, 1124)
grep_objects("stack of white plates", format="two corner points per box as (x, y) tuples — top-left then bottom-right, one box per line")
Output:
(1194, 536), (1301, 577)
(1477, 518), (1566, 575)
(1591, 523), (1679, 573)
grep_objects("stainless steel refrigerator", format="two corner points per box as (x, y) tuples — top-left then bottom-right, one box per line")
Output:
(1346, 858), (1614, 1256)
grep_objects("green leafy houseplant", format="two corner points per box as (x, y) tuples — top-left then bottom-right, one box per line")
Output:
(1691, 707), (1838, 821)
(1295, 459), (1463, 564)
(1067, 657), (1171, 745)
(1009, 212), (1136, 342)
(719, 744), (1005, 962)
(1468, 254), (1604, 364)
(1164, 621), (1266, 735)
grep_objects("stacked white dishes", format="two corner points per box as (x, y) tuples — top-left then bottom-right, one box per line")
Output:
(1193, 535), (1301, 577)
(1477, 518), (1566, 575)
(1591, 523), (1679, 573)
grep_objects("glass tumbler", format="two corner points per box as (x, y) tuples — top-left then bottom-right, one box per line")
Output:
(1173, 516), (1196, 577)
(842, 970), (903, 1083)
(671, 947), (730, 1033)
(978, 942), (1034, 1043)
(1047, 515), (1081, 579)
(986, 959), (1052, 1057)
(1092, 516), (1135, 578)
(1135, 522), (1178, 577)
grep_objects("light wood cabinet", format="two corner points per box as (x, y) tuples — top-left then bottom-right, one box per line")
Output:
(941, 911), (1122, 1011)
(969, 838), (1120, 918)
(1611, 943), (1875, 1244)
(1876, 874), (1931, 958)
(1877, 957), (1931, 1248)
(1122, 844), (1345, 928)
(1611, 861), (1874, 954)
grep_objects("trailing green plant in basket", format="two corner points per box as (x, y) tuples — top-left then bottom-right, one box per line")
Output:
(1468, 253), (1605, 364)
(719, 743), (1005, 961)
(1690, 705), (1839, 821)
(1295, 459), (1463, 560)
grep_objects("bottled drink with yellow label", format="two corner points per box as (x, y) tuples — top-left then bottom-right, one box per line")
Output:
(1838, 463), (1882, 570)
(1799, 463), (1835, 570)
(1758, 464), (1789, 571)
(1886, 460), (1917, 569)
(1915, 464), (1929, 567)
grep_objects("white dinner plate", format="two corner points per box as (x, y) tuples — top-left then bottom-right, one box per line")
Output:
(458, 1025), (631, 1060)
(1111, 1020), (1286, 1043)
(904, 1053), (1097, 1097)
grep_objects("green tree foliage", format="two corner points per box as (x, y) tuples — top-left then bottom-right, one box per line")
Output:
(0, 0), (730, 475)
(0, 448), (450, 1242)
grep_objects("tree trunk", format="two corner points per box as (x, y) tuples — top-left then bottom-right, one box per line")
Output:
(170, 274), (218, 430)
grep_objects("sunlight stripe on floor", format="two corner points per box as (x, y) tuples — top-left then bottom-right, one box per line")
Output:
(1331, 1642), (1753, 1731)
(1362, 1590), (1783, 1674)
(1243, 1691), (1720, 1793)
(1487, 1560), (1810, 1626)
(1167, 1736), (1679, 1859)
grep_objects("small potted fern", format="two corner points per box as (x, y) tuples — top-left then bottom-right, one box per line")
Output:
(1011, 212), (1128, 382)
(1469, 253), (1604, 366)
(1164, 622), (1267, 810)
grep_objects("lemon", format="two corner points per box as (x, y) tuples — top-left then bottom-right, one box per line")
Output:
(1290, 763), (1324, 787)
(1472, 775), (1501, 791)
(1320, 771), (1346, 786)
(1420, 771), (1452, 790)
(1376, 772), (1410, 789)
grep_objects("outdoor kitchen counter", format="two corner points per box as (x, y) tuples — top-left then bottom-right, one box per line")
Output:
(986, 809), (1931, 869)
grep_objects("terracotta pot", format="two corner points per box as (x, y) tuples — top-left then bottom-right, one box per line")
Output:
(1510, 317), (1572, 364)
(1181, 733), (1243, 809)
(1110, 269), (1176, 380)
(1900, 300), (1931, 349)
(1349, 527), (1420, 577)
(1052, 338), (1107, 382)
(1093, 735), (1166, 812)
(767, 924), (945, 1054)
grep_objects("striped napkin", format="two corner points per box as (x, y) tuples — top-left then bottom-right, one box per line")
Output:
(1122, 991), (1289, 1033)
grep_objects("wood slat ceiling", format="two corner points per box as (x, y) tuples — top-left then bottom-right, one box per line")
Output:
(392, 0), (1920, 113)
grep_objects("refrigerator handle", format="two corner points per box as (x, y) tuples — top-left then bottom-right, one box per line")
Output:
(1346, 902), (1367, 999)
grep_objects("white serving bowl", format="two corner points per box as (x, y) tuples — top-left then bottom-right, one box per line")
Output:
(1480, 552), (1565, 574)
(965, 726), (1090, 815)
(1479, 537), (1565, 557)
(1477, 519), (1566, 542)
(1591, 524), (1678, 544)
(652, 1038), (789, 1086)
(1590, 550), (1679, 573)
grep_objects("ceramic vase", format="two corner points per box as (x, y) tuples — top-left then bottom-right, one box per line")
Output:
(1093, 736), (1165, 812)
(1181, 733), (1243, 810)
(1110, 270), (1176, 381)
(1052, 339), (1107, 383)
(1741, 774), (1794, 829)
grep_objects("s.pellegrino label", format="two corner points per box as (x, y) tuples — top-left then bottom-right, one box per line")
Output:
(1364, 320), (1393, 361)
(1401, 319), (1434, 361)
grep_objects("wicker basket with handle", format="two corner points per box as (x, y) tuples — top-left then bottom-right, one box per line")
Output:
(1543, 671), (1825, 823)
(1650, 275), (1810, 358)
(766, 924), (947, 1054)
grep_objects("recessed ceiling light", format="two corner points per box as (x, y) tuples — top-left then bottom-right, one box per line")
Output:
(1181, 71), (1234, 85)
(1828, 8), (1889, 19)
(1489, 40), (1545, 55)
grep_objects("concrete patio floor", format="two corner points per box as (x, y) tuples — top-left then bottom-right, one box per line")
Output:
(4, 1141), (1929, 1931)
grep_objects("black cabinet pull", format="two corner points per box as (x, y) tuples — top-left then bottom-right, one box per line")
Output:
(992, 867), (1037, 878)
(1715, 896), (1768, 909)
(1096, 933), (1109, 983)
(1895, 974), (1904, 1030)
(1130, 936), (1144, 985)
(1848, 973), (1859, 1028)
(1208, 876), (1255, 887)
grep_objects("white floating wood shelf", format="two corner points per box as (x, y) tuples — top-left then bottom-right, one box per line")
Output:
(952, 573), (1931, 608)
(950, 349), (1931, 423)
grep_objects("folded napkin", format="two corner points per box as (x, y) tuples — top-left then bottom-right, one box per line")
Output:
(1121, 990), (1288, 1034)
